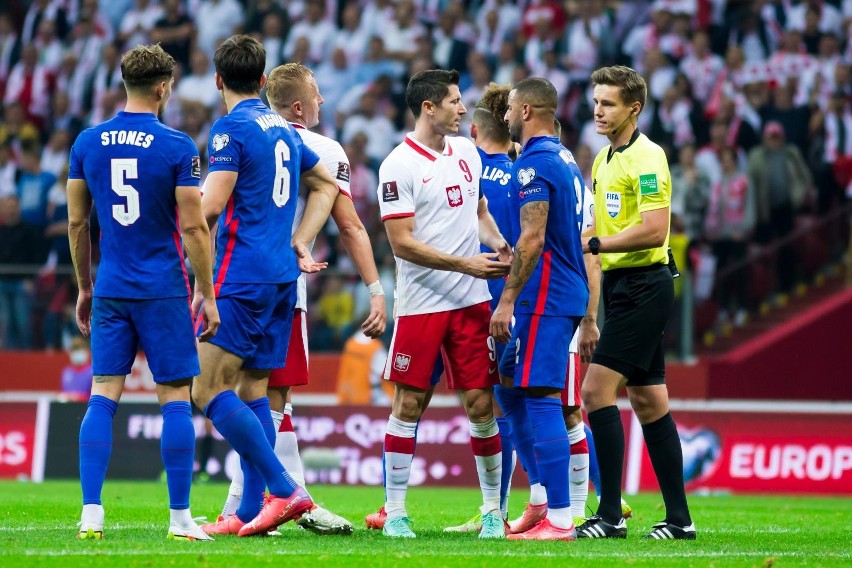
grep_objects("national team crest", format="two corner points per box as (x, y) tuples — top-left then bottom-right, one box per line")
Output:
(393, 352), (412, 372)
(517, 167), (536, 186)
(212, 133), (231, 152)
(606, 191), (621, 218)
(446, 185), (463, 207)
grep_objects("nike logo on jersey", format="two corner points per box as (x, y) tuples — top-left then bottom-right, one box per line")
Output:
(422, 176), (435, 184)
(488, 367), (497, 375)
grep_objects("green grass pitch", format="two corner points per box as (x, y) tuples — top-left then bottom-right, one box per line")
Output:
(2, 481), (850, 567)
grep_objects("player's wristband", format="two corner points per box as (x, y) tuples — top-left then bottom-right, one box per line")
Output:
(367, 281), (385, 296)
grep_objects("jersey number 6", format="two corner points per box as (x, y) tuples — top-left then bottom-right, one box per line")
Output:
(272, 139), (291, 207)
(110, 158), (140, 226)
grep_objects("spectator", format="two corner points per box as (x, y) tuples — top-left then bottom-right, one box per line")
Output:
(0, 140), (16, 199)
(150, 0), (194, 70)
(175, 49), (219, 112)
(705, 146), (756, 327)
(670, 143), (711, 243)
(0, 196), (44, 349)
(816, 90), (852, 213)
(0, 12), (21, 93)
(33, 17), (63, 73)
(21, 0), (69, 45)
(761, 80), (813, 156)
(343, 132), (379, 232)
(679, 30), (725, 106)
(284, 0), (336, 65)
(40, 129), (69, 179)
(79, 0), (115, 43)
(15, 140), (55, 230)
(49, 92), (85, 144)
(314, 48), (356, 132)
(117, 0), (164, 50)
(89, 41), (123, 125)
(333, 1), (369, 66)
(748, 121), (813, 293)
(258, 11), (287, 76)
(195, 0), (243, 59)
(243, 0), (289, 37)
(353, 36), (404, 87)
(493, 39), (520, 86)
(474, 7), (506, 62)
(561, 0), (610, 85)
(382, 0), (426, 64)
(60, 335), (93, 402)
(4, 44), (51, 130)
(341, 88), (398, 165)
(433, 9), (470, 73)
(53, 52), (90, 122)
(67, 17), (104, 83)
(644, 47), (677, 103)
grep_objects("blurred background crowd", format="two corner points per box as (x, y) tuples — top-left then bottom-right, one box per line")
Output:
(0, 0), (850, 358)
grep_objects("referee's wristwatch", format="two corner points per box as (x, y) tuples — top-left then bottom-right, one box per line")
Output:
(588, 236), (601, 255)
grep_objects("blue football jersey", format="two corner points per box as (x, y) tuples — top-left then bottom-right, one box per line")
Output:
(478, 147), (514, 309)
(509, 136), (588, 317)
(68, 111), (201, 299)
(207, 99), (319, 289)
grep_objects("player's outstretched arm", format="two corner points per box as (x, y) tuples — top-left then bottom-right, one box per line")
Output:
(490, 200), (548, 343)
(384, 216), (512, 278)
(67, 178), (94, 337)
(292, 162), (338, 272)
(477, 196), (513, 264)
(330, 194), (387, 337)
(177, 185), (220, 342)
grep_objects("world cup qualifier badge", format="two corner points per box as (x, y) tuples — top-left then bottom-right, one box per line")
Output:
(191, 156), (201, 178)
(382, 180), (399, 202)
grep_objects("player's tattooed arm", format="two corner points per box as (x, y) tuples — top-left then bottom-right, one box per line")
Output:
(504, 200), (548, 296)
(490, 199), (548, 342)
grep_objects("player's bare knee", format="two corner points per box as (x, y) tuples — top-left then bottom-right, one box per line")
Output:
(392, 388), (425, 423)
(627, 386), (669, 424)
(562, 405), (582, 426)
(463, 390), (495, 422)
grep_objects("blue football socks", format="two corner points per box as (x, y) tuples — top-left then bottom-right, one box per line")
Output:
(494, 385), (539, 485)
(495, 415), (513, 516)
(585, 423), (602, 496)
(160, 401), (194, 510)
(527, 396), (571, 510)
(204, 391), (297, 510)
(79, 395), (118, 505)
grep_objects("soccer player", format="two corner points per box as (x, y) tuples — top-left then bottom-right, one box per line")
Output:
(217, 62), (387, 535)
(188, 35), (339, 538)
(67, 44), (219, 541)
(489, 77), (589, 541)
(375, 69), (512, 539)
(576, 65), (695, 540)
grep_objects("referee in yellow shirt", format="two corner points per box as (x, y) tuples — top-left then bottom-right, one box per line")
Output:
(575, 66), (695, 540)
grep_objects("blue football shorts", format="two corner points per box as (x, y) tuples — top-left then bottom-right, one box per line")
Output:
(91, 296), (199, 383)
(498, 313), (580, 390)
(204, 281), (296, 370)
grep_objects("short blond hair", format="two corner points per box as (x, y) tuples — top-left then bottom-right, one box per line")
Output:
(120, 44), (174, 91)
(473, 82), (511, 143)
(266, 63), (314, 111)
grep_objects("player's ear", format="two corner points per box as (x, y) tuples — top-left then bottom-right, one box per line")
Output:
(259, 73), (267, 90)
(293, 100), (303, 116)
(214, 72), (224, 91)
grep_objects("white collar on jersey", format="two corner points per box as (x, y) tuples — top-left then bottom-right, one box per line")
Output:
(404, 134), (453, 162)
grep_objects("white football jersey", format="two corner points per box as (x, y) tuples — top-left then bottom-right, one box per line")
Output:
(377, 134), (489, 317)
(292, 124), (352, 310)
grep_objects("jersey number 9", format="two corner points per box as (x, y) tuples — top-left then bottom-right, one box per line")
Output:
(110, 158), (140, 226)
(272, 139), (291, 207)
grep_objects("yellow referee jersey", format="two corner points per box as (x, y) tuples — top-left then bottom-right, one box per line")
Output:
(591, 131), (671, 271)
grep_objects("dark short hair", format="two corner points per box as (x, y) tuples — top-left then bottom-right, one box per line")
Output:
(405, 69), (460, 118)
(512, 77), (558, 116)
(214, 35), (266, 95)
(590, 65), (647, 110)
(120, 44), (175, 90)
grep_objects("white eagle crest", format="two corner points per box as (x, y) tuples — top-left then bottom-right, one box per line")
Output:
(212, 133), (231, 152)
(447, 186), (462, 206)
(517, 167), (536, 186)
(393, 353), (411, 372)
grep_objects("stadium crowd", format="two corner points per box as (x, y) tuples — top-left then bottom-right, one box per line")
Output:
(0, 0), (850, 352)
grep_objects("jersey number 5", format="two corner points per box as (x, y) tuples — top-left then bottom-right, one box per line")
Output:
(272, 139), (291, 207)
(110, 158), (140, 226)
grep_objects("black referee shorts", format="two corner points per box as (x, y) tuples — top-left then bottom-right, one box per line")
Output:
(591, 264), (674, 386)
